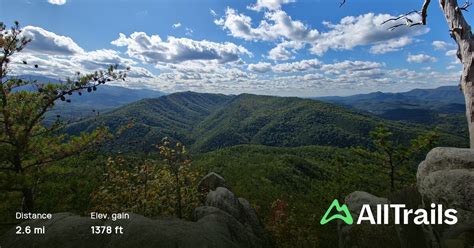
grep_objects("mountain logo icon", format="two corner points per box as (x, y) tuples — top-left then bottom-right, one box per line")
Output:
(320, 199), (353, 225)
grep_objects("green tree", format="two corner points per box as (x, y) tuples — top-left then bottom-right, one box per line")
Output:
(0, 22), (127, 211)
(352, 126), (438, 192)
(90, 150), (202, 219)
(157, 137), (194, 219)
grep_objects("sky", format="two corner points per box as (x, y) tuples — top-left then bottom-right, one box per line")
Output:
(0, 0), (469, 96)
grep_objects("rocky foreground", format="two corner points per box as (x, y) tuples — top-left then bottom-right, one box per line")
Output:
(0, 173), (273, 248)
(2, 147), (473, 248)
(339, 147), (474, 248)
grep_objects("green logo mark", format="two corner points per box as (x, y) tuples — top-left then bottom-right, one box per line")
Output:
(320, 199), (353, 225)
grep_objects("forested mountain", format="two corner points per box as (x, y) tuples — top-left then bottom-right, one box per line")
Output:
(16, 75), (164, 122)
(316, 86), (468, 137)
(317, 86), (464, 114)
(65, 91), (468, 152)
(65, 92), (233, 149)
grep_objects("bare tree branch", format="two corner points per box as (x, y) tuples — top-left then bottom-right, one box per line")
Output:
(339, 0), (346, 7)
(378, 0), (432, 31)
(381, 10), (420, 25)
(421, 0), (431, 25)
(457, 0), (472, 11)
(388, 21), (423, 31)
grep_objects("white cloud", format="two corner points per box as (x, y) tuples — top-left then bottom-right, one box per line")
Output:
(310, 13), (427, 56)
(273, 59), (320, 72)
(268, 41), (304, 60)
(22, 26), (84, 55)
(216, 10), (426, 57)
(432, 40), (455, 50)
(210, 9), (217, 17)
(407, 54), (437, 63)
(445, 49), (457, 57)
(127, 58), (457, 96)
(11, 26), (154, 84)
(369, 37), (413, 54)
(447, 65), (459, 70)
(248, 0), (296, 11)
(47, 0), (66, 5)
(11, 49), (145, 81)
(9, 23), (458, 96)
(172, 23), (182, 29)
(248, 62), (272, 73)
(215, 8), (318, 42)
(185, 27), (194, 36)
(71, 49), (136, 71)
(111, 32), (251, 64)
(320, 60), (385, 80)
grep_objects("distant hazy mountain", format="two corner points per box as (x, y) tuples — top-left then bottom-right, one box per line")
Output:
(315, 86), (468, 138)
(316, 86), (464, 115)
(65, 92), (467, 152)
(15, 75), (164, 121)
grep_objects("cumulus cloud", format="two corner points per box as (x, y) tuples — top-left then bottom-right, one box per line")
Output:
(248, 0), (296, 11)
(310, 13), (427, 56)
(245, 59), (321, 74)
(111, 32), (251, 64)
(216, 9), (426, 57)
(141, 55), (456, 96)
(47, 0), (66, 5)
(407, 54), (437, 63)
(369, 37), (413, 54)
(215, 8), (318, 42)
(129, 57), (457, 97)
(11, 26), (154, 84)
(445, 49), (457, 57)
(432, 40), (455, 50)
(248, 62), (272, 73)
(320, 60), (385, 78)
(268, 41), (304, 60)
(71, 49), (136, 71)
(22, 26), (84, 55)
(273, 59), (320, 72)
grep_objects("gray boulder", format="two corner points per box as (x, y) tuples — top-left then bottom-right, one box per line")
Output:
(204, 187), (270, 245)
(338, 191), (398, 248)
(198, 172), (228, 193)
(416, 147), (474, 245)
(0, 178), (272, 248)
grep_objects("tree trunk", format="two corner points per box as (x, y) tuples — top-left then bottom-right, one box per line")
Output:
(22, 188), (34, 212)
(439, 0), (474, 147)
(390, 165), (395, 192)
(175, 172), (182, 219)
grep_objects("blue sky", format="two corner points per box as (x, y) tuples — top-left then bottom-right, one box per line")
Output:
(0, 0), (468, 96)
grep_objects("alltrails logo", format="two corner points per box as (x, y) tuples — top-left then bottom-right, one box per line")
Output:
(320, 199), (353, 225)
(320, 199), (458, 225)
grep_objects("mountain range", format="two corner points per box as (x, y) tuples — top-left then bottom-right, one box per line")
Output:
(317, 85), (464, 113)
(65, 91), (468, 152)
(316, 86), (468, 137)
(18, 74), (465, 152)
(16, 75), (164, 122)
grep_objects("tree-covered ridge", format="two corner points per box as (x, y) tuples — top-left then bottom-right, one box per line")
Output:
(317, 86), (469, 137)
(66, 91), (468, 152)
(65, 91), (233, 151)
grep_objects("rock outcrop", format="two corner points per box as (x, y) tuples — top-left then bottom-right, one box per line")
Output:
(338, 147), (474, 248)
(338, 191), (399, 248)
(416, 147), (474, 246)
(0, 173), (272, 248)
(197, 172), (228, 193)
